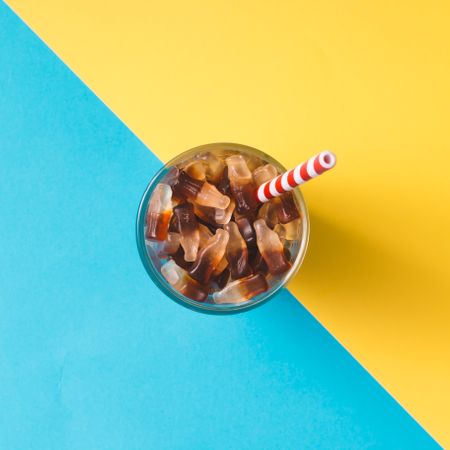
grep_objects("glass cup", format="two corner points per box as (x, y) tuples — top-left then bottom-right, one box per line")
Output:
(136, 143), (309, 313)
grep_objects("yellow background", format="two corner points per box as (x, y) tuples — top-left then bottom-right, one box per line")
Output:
(7, 0), (450, 445)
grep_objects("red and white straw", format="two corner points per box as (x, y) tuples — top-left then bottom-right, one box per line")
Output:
(256, 151), (336, 203)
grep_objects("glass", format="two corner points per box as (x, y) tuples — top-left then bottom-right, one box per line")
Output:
(136, 143), (309, 313)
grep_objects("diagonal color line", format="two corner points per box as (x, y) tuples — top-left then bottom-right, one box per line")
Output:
(0, 1), (446, 448)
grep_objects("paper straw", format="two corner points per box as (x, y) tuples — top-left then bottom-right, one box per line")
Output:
(256, 151), (336, 203)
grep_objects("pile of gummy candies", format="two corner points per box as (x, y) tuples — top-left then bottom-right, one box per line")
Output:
(145, 150), (302, 305)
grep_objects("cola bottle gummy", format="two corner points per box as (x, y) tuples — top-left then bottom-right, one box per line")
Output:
(161, 260), (208, 302)
(226, 155), (258, 214)
(193, 198), (235, 227)
(253, 219), (291, 275)
(196, 152), (225, 184)
(171, 247), (194, 272)
(277, 191), (300, 224)
(174, 203), (200, 262)
(212, 273), (269, 304)
(234, 212), (256, 247)
(224, 222), (252, 279)
(172, 170), (230, 210)
(146, 183), (173, 241)
(184, 160), (206, 181)
(216, 166), (231, 196)
(189, 229), (230, 284)
(257, 202), (278, 229)
(253, 163), (278, 187)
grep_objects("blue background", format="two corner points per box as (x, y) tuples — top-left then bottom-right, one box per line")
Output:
(0, 3), (440, 449)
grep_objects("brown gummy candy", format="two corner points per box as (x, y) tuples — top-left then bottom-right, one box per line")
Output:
(172, 170), (203, 200)
(254, 219), (291, 275)
(277, 219), (301, 240)
(195, 182), (230, 209)
(189, 229), (229, 284)
(161, 260), (208, 302)
(192, 203), (218, 227)
(245, 155), (264, 172)
(214, 199), (235, 225)
(277, 192), (301, 224)
(145, 183), (173, 241)
(184, 160), (206, 181)
(252, 164), (278, 187)
(216, 166), (231, 196)
(224, 222), (253, 279)
(226, 155), (258, 214)
(257, 201), (279, 229)
(146, 212), (172, 241)
(196, 152), (225, 184)
(171, 248), (194, 271)
(193, 199), (235, 227)
(234, 212), (256, 247)
(212, 273), (269, 304)
(174, 170), (230, 209)
(173, 203), (200, 262)
(233, 184), (258, 215)
(262, 249), (291, 275)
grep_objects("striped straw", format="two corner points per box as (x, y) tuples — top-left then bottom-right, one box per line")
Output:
(256, 151), (336, 203)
